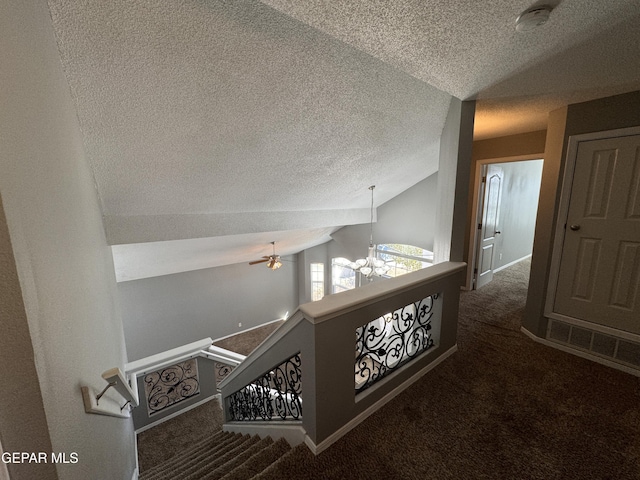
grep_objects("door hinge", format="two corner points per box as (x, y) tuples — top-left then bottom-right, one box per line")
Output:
(474, 268), (478, 274)
(482, 176), (487, 183)
(478, 223), (482, 230)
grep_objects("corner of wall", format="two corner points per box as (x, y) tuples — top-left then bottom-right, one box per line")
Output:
(523, 106), (567, 337)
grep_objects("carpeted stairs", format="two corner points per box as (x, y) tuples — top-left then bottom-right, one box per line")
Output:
(139, 429), (291, 480)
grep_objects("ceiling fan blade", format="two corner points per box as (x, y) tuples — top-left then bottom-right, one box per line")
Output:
(249, 258), (270, 265)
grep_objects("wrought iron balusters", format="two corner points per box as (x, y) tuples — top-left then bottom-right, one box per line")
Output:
(228, 353), (302, 421)
(144, 358), (200, 415)
(355, 294), (439, 392)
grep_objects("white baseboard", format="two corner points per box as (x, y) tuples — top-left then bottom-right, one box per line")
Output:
(130, 467), (138, 480)
(306, 344), (458, 455)
(493, 254), (531, 273)
(520, 327), (640, 378)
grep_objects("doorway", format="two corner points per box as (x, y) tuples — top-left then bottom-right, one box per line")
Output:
(546, 127), (640, 336)
(469, 158), (544, 290)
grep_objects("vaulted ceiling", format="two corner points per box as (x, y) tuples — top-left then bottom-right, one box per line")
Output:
(46, 0), (640, 281)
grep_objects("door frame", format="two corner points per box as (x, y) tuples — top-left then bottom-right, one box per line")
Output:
(466, 154), (542, 290)
(544, 125), (640, 342)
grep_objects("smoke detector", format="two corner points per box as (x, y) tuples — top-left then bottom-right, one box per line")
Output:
(516, 5), (553, 32)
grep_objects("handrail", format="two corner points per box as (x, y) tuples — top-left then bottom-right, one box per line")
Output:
(83, 338), (249, 420)
(299, 261), (466, 322)
(125, 338), (214, 376)
(206, 345), (246, 364)
(218, 310), (306, 391)
(102, 367), (140, 407)
(81, 367), (140, 418)
(220, 261), (467, 454)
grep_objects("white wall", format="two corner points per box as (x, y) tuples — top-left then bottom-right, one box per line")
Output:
(119, 260), (298, 360)
(492, 160), (543, 269)
(0, 1), (136, 479)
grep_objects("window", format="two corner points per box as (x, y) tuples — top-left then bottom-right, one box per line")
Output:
(310, 263), (324, 301)
(332, 257), (356, 293)
(376, 244), (433, 278)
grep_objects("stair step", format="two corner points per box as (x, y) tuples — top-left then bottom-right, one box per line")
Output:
(141, 432), (243, 480)
(179, 434), (265, 480)
(198, 436), (275, 480)
(140, 432), (227, 478)
(218, 437), (291, 480)
(150, 433), (252, 480)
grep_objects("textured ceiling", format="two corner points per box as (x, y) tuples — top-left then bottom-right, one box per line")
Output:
(45, 0), (640, 280)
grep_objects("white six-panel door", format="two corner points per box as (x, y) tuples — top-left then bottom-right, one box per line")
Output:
(475, 165), (503, 289)
(553, 132), (640, 335)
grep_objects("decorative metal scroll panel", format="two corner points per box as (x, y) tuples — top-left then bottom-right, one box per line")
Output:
(228, 353), (301, 422)
(355, 294), (439, 393)
(214, 361), (236, 389)
(144, 358), (200, 415)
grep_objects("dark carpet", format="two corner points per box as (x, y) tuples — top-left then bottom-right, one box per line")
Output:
(138, 260), (640, 479)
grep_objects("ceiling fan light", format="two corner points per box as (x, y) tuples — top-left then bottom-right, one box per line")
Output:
(355, 258), (368, 267)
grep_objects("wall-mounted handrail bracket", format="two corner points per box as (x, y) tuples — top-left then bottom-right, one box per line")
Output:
(95, 381), (117, 405)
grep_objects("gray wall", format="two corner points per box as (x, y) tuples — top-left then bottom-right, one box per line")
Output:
(0, 1), (136, 478)
(120, 260), (298, 360)
(295, 173), (440, 304)
(524, 90), (640, 337)
(492, 160), (543, 270)
(0, 196), (57, 480)
(434, 99), (475, 263)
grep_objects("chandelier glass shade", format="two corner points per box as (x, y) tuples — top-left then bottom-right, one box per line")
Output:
(351, 186), (390, 279)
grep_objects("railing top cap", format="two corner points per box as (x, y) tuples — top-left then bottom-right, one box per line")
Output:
(299, 261), (466, 322)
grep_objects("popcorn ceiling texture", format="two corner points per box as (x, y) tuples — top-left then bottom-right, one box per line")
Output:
(45, 0), (640, 277)
(47, 0), (448, 218)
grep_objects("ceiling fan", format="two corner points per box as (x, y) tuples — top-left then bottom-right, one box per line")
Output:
(249, 242), (283, 270)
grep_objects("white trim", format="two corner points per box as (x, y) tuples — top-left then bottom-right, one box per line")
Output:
(125, 338), (213, 375)
(520, 327), (640, 377)
(305, 344), (458, 456)
(299, 262), (466, 322)
(223, 421), (305, 447)
(211, 318), (285, 343)
(466, 155), (544, 290)
(130, 467), (138, 480)
(545, 126), (640, 320)
(134, 395), (219, 434)
(203, 346), (246, 365)
(493, 254), (531, 273)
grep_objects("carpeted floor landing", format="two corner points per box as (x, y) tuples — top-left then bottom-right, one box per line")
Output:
(138, 259), (640, 479)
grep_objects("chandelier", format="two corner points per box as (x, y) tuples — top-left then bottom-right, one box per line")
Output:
(350, 185), (390, 279)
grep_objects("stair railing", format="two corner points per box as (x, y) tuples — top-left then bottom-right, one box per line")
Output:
(80, 337), (247, 430)
(220, 261), (466, 454)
